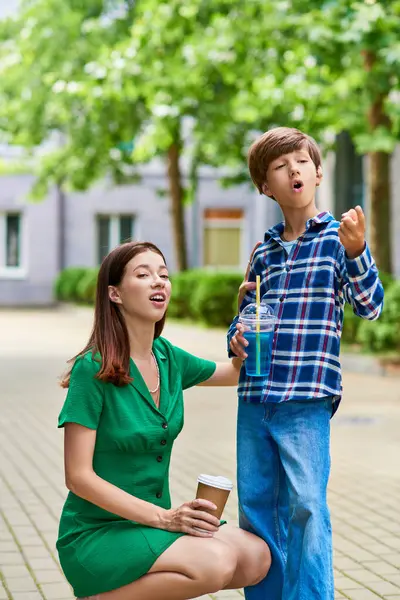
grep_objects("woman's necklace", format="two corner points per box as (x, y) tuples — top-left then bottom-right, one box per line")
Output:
(148, 351), (160, 394)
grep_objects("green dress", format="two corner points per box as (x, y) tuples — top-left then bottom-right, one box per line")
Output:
(56, 337), (216, 597)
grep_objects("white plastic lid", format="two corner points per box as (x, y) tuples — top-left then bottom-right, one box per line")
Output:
(197, 474), (233, 491)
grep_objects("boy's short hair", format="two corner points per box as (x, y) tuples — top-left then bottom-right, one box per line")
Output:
(248, 127), (322, 194)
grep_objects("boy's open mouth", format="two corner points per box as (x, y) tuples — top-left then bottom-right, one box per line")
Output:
(292, 180), (304, 192)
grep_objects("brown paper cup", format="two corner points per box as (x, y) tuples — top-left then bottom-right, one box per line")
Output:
(195, 474), (233, 520)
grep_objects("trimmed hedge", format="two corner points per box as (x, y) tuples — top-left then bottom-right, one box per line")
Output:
(169, 270), (242, 326)
(54, 267), (399, 351)
(54, 267), (90, 302)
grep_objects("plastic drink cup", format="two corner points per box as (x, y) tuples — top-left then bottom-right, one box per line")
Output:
(196, 474), (233, 520)
(239, 303), (276, 377)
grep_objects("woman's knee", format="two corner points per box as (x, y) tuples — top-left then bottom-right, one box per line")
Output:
(247, 537), (271, 586)
(197, 540), (238, 593)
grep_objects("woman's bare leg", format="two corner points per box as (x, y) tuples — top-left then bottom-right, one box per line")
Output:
(215, 525), (271, 589)
(83, 535), (238, 600)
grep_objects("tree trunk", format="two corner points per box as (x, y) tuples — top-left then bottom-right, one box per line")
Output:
(367, 148), (392, 274)
(364, 50), (392, 274)
(167, 142), (188, 271)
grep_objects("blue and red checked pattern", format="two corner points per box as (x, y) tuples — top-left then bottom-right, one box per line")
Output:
(227, 212), (384, 408)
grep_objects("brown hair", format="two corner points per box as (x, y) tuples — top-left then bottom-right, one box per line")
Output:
(248, 127), (322, 194)
(60, 241), (168, 388)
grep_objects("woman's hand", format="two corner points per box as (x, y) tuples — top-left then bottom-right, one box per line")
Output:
(160, 498), (220, 537)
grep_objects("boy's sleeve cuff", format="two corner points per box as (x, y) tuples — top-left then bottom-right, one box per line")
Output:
(345, 243), (373, 277)
(227, 315), (239, 357)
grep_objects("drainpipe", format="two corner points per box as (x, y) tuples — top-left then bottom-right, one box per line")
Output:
(56, 182), (66, 271)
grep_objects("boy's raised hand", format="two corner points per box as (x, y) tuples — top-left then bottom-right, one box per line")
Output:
(338, 205), (366, 259)
(231, 242), (262, 359)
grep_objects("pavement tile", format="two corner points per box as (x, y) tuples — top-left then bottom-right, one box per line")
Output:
(0, 585), (8, 600)
(33, 571), (67, 585)
(26, 558), (60, 571)
(368, 581), (400, 595)
(343, 569), (386, 583)
(39, 582), (73, 600)
(22, 546), (55, 560)
(341, 591), (382, 599)
(0, 554), (25, 566)
(11, 594), (42, 600)
(4, 579), (37, 594)
(1, 567), (31, 580)
(335, 577), (365, 590)
(360, 561), (400, 575)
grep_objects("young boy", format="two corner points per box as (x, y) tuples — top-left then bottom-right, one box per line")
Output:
(228, 127), (384, 600)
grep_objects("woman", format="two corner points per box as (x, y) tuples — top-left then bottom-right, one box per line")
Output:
(57, 241), (271, 600)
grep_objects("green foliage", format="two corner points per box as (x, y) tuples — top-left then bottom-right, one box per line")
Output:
(169, 270), (242, 327)
(356, 280), (400, 352)
(54, 267), (89, 302)
(75, 268), (99, 304)
(342, 272), (397, 351)
(1, 0), (399, 214)
(341, 303), (361, 345)
(168, 270), (204, 319)
(192, 273), (243, 328)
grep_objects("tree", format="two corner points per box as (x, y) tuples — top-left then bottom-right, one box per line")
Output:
(185, 0), (400, 272)
(0, 0), (320, 271)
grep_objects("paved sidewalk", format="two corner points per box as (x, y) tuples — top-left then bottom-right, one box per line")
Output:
(0, 306), (399, 600)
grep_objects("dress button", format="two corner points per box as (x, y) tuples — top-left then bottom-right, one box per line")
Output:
(157, 455), (163, 462)
(156, 492), (162, 499)
(162, 422), (168, 429)
(285, 266), (290, 272)
(160, 439), (167, 446)
(279, 296), (284, 302)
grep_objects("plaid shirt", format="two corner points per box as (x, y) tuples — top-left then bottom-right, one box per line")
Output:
(227, 212), (384, 411)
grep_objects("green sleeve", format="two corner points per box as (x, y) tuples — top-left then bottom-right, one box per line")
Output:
(58, 354), (105, 430)
(172, 345), (216, 390)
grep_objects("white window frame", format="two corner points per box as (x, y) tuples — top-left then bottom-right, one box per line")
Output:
(0, 211), (27, 279)
(202, 216), (245, 271)
(96, 213), (137, 264)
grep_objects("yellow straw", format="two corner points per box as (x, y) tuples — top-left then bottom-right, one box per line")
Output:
(256, 276), (261, 375)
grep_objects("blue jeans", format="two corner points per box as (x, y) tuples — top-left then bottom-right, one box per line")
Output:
(237, 398), (334, 600)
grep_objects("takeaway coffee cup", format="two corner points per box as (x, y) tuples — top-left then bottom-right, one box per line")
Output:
(196, 474), (233, 520)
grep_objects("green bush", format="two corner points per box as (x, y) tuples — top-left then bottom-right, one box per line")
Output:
(54, 267), (88, 302)
(75, 268), (99, 304)
(341, 303), (361, 345)
(356, 280), (400, 352)
(192, 272), (243, 327)
(342, 273), (394, 350)
(168, 269), (204, 319)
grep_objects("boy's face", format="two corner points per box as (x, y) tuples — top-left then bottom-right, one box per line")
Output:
(262, 146), (322, 207)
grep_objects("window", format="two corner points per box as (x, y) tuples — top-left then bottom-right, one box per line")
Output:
(96, 214), (136, 264)
(203, 208), (243, 268)
(0, 212), (24, 276)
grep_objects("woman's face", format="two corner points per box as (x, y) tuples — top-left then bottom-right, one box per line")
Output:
(109, 250), (171, 322)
